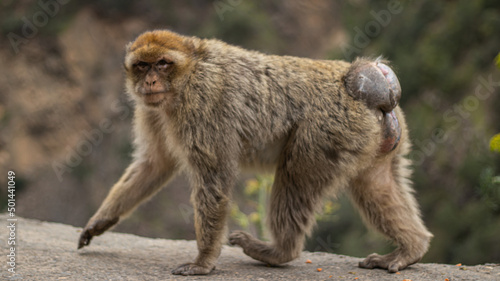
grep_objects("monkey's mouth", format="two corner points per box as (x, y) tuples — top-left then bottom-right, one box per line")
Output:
(143, 92), (167, 105)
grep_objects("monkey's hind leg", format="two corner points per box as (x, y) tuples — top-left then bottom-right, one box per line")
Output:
(349, 142), (432, 273)
(229, 172), (321, 265)
(229, 130), (335, 265)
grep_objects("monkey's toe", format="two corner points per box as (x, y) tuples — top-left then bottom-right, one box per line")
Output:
(359, 252), (417, 273)
(228, 230), (251, 247)
(345, 60), (401, 113)
(171, 263), (214, 275)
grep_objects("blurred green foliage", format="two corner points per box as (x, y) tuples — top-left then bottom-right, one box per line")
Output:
(198, 1), (284, 54)
(231, 175), (274, 240)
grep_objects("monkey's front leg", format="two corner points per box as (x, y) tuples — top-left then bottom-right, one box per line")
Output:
(171, 169), (233, 276)
(78, 159), (176, 249)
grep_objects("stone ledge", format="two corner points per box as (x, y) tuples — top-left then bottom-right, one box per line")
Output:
(1, 214), (499, 280)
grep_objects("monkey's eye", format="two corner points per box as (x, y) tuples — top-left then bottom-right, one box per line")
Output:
(134, 61), (150, 72)
(157, 59), (173, 70)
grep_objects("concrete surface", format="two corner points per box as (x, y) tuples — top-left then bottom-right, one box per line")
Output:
(1, 214), (499, 280)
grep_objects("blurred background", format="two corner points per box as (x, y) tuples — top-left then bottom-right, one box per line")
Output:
(1, 0), (499, 265)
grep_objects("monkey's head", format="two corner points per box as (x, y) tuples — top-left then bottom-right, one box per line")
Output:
(124, 30), (197, 107)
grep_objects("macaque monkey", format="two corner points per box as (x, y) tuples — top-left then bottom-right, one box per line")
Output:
(78, 30), (432, 275)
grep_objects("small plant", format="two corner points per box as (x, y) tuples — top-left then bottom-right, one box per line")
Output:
(230, 174), (273, 240)
(231, 174), (341, 240)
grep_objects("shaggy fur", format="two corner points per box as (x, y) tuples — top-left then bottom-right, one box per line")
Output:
(78, 30), (432, 275)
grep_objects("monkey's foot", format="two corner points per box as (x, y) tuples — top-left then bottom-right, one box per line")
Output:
(77, 217), (119, 249)
(229, 231), (296, 265)
(228, 230), (253, 248)
(171, 263), (215, 275)
(359, 251), (420, 273)
(229, 230), (265, 258)
(345, 59), (401, 113)
(379, 110), (401, 153)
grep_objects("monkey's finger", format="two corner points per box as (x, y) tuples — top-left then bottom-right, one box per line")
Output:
(77, 217), (119, 249)
(77, 230), (93, 249)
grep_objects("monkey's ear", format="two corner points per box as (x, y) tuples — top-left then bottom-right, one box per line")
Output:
(124, 51), (137, 71)
(125, 42), (133, 52)
(123, 42), (136, 70)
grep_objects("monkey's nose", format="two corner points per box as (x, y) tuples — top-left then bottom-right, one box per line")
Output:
(146, 80), (156, 86)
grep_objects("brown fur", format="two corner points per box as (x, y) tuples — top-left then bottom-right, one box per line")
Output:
(78, 30), (432, 275)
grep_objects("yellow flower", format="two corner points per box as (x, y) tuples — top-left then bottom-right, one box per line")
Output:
(490, 133), (500, 153)
(249, 212), (260, 223)
(244, 179), (260, 195)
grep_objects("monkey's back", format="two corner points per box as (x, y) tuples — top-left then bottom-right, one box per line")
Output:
(187, 39), (382, 169)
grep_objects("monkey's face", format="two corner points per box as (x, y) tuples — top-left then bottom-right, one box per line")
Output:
(127, 58), (174, 106)
(124, 31), (192, 108)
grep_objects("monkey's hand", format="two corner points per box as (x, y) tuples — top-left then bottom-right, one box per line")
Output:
(344, 59), (402, 153)
(77, 217), (119, 249)
(171, 263), (215, 276)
